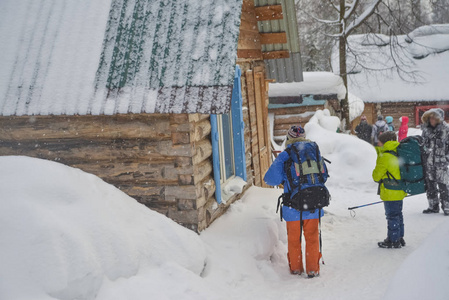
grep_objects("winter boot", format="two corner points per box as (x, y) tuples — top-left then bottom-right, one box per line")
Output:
(307, 271), (319, 279)
(378, 238), (402, 249)
(400, 237), (406, 247)
(422, 208), (439, 214)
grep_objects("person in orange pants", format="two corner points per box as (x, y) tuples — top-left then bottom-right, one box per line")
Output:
(286, 219), (321, 275)
(264, 125), (329, 278)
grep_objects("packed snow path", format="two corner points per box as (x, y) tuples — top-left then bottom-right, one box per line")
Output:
(201, 186), (447, 300)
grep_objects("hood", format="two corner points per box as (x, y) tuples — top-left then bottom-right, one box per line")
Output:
(375, 120), (387, 127)
(381, 141), (400, 152)
(422, 108), (444, 125)
(385, 116), (393, 124)
(400, 116), (409, 125)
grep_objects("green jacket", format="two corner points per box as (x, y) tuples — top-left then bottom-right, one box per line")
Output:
(372, 141), (407, 201)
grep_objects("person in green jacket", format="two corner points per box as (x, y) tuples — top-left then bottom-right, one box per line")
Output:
(372, 131), (407, 249)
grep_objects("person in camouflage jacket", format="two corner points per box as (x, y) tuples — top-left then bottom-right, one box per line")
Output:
(421, 108), (449, 215)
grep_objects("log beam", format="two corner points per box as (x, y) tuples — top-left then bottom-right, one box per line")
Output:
(255, 5), (283, 21)
(260, 32), (287, 44)
(262, 50), (290, 60)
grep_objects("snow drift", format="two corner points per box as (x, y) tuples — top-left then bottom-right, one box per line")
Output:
(0, 156), (206, 300)
(384, 220), (449, 300)
(306, 110), (377, 187)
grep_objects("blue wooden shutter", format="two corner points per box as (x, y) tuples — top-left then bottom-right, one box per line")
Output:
(210, 114), (222, 204)
(210, 65), (246, 204)
(231, 65), (247, 181)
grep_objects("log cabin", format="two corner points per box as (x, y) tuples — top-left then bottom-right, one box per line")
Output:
(0, 0), (303, 232)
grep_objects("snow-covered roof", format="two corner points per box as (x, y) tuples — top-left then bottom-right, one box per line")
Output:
(0, 0), (242, 116)
(334, 24), (449, 103)
(268, 72), (347, 100)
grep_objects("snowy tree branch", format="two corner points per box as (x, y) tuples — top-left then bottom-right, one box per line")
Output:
(344, 0), (359, 19)
(311, 15), (341, 25)
(344, 0), (382, 36)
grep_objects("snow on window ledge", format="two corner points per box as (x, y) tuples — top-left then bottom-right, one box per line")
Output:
(221, 176), (247, 203)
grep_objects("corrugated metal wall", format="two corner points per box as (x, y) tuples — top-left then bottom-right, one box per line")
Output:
(254, 0), (303, 83)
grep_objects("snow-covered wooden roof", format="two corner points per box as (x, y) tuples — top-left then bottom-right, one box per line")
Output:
(268, 72), (346, 99)
(0, 0), (242, 116)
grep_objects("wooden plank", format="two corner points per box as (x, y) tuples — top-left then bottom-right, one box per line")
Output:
(274, 115), (313, 125)
(0, 139), (187, 164)
(255, 5), (283, 21)
(237, 49), (263, 60)
(262, 50), (290, 60)
(254, 73), (266, 149)
(260, 32), (287, 44)
(269, 105), (323, 116)
(239, 17), (259, 33)
(245, 70), (261, 186)
(254, 72), (268, 188)
(70, 162), (183, 186)
(0, 114), (172, 141)
(238, 29), (261, 50)
(255, 70), (271, 187)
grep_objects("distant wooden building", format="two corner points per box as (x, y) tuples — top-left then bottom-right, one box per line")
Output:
(345, 28), (449, 129)
(268, 72), (346, 143)
(0, 0), (302, 232)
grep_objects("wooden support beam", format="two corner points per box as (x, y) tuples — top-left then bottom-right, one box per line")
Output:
(260, 32), (287, 44)
(262, 50), (290, 60)
(237, 49), (263, 60)
(255, 5), (283, 21)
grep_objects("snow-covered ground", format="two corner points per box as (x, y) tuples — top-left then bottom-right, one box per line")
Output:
(1, 116), (448, 300)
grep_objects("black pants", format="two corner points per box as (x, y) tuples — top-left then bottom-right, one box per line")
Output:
(426, 180), (449, 212)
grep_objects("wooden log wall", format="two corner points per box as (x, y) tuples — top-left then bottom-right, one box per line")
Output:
(0, 113), (213, 232)
(269, 105), (324, 143)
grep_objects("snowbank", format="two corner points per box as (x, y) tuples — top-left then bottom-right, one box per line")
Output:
(0, 156), (206, 300)
(306, 110), (377, 186)
(384, 220), (449, 300)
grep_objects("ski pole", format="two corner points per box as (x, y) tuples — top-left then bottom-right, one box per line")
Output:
(348, 200), (383, 210)
(348, 194), (417, 211)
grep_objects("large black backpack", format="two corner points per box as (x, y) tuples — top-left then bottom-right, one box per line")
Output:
(382, 136), (427, 195)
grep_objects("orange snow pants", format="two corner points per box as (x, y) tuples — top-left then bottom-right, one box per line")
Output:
(286, 219), (321, 275)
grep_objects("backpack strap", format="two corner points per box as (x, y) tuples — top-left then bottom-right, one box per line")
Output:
(285, 146), (305, 188)
(315, 144), (325, 183)
(384, 150), (398, 157)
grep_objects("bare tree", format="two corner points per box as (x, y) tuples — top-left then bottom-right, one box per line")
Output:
(296, 0), (448, 129)
(313, 0), (382, 128)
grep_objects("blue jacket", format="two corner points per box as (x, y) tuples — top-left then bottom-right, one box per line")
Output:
(264, 139), (327, 221)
